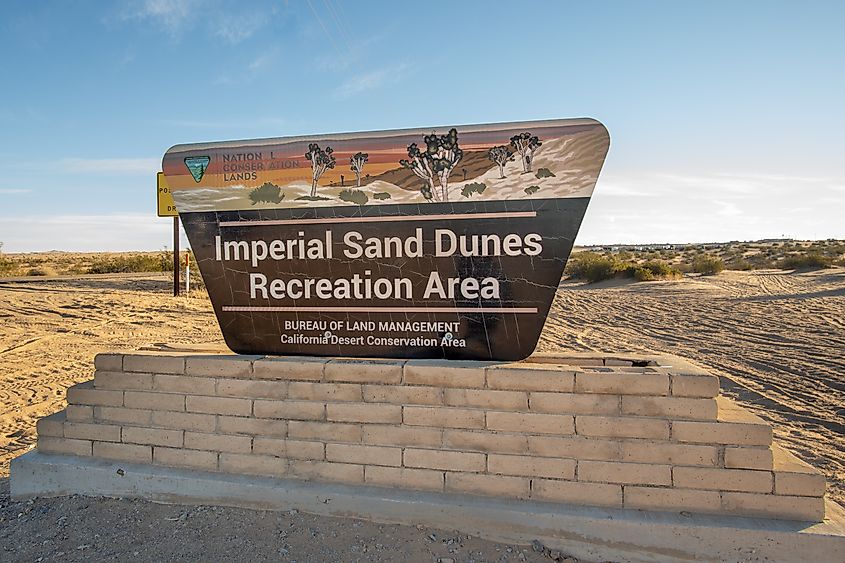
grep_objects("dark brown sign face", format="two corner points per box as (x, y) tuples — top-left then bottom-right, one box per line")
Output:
(162, 118), (609, 361)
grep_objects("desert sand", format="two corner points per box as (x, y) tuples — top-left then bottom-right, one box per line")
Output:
(0, 267), (842, 561)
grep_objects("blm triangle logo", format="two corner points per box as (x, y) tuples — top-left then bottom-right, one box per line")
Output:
(184, 156), (210, 183)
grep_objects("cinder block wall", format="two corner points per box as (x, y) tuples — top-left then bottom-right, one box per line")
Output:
(35, 352), (827, 521)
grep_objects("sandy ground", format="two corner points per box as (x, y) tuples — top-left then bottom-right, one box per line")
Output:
(0, 268), (843, 561)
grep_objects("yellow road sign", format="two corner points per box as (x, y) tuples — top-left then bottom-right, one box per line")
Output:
(157, 172), (178, 217)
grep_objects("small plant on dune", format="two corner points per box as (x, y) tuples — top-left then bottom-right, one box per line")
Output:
(460, 182), (486, 198)
(535, 167), (555, 179)
(692, 255), (724, 275)
(338, 189), (369, 206)
(373, 192), (391, 200)
(524, 185), (540, 195)
(249, 182), (284, 205)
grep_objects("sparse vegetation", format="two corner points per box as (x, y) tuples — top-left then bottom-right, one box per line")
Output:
(535, 167), (555, 179)
(524, 185), (540, 195)
(87, 250), (173, 274)
(460, 182), (486, 198)
(566, 252), (681, 283)
(338, 189), (369, 206)
(567, 239), (845, 281)
(372, 192), (391, 200)
(778, 253), (832, 270)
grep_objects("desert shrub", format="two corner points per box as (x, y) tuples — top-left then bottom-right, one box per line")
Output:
(460, 182), (486, 198)
(249, 182), (284, 205)
(632, 267), (655, 281)
(372, 192), (391, 200)
(26, 266), (57, 276)
(339, 189), (368, 205)
(524, 185), (539, 195)
(692, 255), (724, 275)
(88, 251), (173, 274)
(567, 252), (621, 283)
(636, 260), (681, 280)
(0, 253), (14, 275)
(725, 258), (753, 271)
(535, 168), (555, 179)
(778, 253), (832, 270)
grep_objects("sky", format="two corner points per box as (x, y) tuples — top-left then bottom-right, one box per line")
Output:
(0, 0), (843, 252)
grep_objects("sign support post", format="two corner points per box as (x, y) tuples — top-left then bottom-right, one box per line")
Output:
(157, 172), (181, 297)
(173, 217), (180, 297)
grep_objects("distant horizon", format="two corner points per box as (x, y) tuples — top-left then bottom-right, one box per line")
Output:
(4, 235), (843, 256)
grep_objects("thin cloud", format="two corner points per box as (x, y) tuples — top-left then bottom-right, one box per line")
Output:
(0, 188), (31, 195)
(127, 0), (198, 36)
(333, 64), (409, 99)
(210, 11), (272, 44)
(120, 0), (276, 43)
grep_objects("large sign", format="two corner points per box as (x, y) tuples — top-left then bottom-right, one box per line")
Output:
(161, 118), (609, 360)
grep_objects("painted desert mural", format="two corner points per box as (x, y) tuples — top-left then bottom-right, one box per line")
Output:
(162, 118), (610, 211)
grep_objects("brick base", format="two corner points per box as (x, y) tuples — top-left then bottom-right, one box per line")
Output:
(31, 351), (828, 521)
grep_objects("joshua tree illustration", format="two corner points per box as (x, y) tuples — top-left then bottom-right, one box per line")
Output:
(509, 132), (542, 173)
(304, 143), (336, 197)
(487, 145), (514, 178)
(399, 128), (463, 202)
(350, 152), (369, 188)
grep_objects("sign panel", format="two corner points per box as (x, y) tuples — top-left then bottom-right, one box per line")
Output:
(161, 118), (610, 360)
(157, 172), (178, 217)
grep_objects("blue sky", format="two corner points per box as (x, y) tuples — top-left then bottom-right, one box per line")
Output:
(1, 0), (843, 252)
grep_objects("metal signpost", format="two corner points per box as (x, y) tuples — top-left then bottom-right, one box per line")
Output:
(160, 118), (610, 360)
(156, 172), (180, 296)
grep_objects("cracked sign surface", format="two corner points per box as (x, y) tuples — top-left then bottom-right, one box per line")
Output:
(161, 118), (610, 360)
